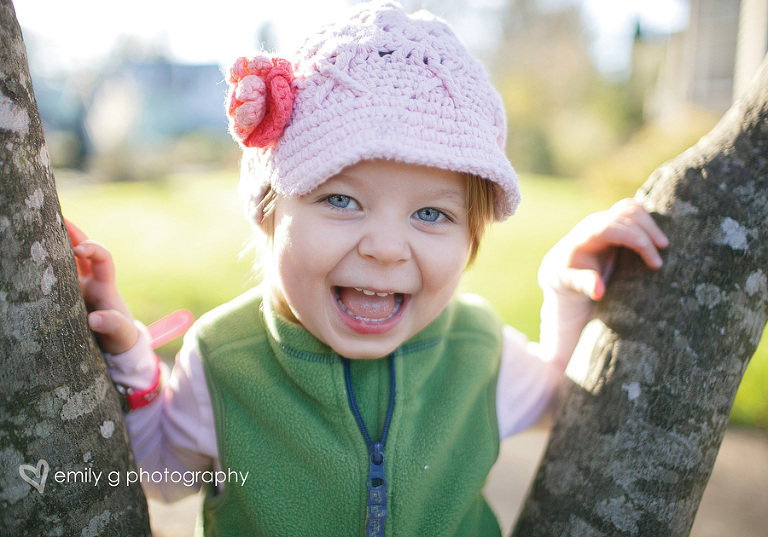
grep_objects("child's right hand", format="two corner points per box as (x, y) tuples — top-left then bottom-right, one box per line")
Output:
(66, 220), (139, 355)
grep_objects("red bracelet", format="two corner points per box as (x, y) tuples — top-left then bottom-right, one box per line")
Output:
(114, 354), (162, 412)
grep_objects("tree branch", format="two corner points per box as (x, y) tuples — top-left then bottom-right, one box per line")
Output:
(512, 54), (768, 536)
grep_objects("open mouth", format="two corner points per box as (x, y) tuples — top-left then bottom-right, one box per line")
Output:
(334, 286), (405, 323)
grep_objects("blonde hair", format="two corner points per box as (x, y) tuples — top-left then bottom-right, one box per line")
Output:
(257, 172), (495, 266)
(464, 173), (495, 265)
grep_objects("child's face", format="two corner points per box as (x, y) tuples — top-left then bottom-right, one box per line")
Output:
(266, 160), (471, 359)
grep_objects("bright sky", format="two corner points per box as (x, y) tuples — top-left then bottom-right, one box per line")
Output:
(581, 0), (689, 72)
(13, 0), (689, 75)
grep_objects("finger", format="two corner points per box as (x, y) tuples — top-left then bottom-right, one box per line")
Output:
(68, 223), (93, 277)
(73, 251), (92, 278)
(73, 241), (116, 283)
(626, 210), (668, 249)
(587, 220), (664, 269)
(611, 200), (669, 249)
(88, 310), (139, 355)
(558, 268), (605, 301)
(64, 218), (88, 247)
(618, 221), (665, 269)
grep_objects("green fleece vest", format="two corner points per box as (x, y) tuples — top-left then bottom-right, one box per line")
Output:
(196, 287), (503, 536)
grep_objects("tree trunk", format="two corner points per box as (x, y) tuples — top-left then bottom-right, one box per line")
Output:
(0, 1), (151, 534)
(511, 56), (768, 536)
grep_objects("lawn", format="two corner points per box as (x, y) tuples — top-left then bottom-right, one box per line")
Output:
(57, 169), (768, 428)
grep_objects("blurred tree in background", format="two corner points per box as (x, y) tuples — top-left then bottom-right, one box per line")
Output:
(21, 0), (721, 189)
(490, 0), (720, 189)
(495, 0), (601, 175)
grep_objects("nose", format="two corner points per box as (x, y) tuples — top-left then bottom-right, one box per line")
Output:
(358, 220), (411, 264)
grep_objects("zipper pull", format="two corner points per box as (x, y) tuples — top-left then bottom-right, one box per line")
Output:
(366, 442), (387, 537)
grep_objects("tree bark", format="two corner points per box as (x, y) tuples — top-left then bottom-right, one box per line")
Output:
(511, 56), (768, 536)
(0, 1), (151, 534)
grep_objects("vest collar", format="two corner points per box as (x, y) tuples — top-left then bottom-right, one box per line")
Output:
(259, 285), (454, 401)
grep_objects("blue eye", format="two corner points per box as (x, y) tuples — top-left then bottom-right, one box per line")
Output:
(416, 208), (443, 222)
(327, 195), (352, 209)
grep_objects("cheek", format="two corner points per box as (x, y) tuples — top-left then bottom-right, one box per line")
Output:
(271, 217), (337, 298)
(273, 225), (310, 286)
(419, 235), (470, 293)
(268, 224), (323, 325)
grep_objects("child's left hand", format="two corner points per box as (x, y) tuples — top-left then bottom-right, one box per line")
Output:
(539, 198), (669, 301)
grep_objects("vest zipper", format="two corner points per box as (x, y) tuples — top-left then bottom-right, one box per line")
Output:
(342, 355), (396, 537)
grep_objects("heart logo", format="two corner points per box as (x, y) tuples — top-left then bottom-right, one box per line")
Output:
(19, 459), (49, 494)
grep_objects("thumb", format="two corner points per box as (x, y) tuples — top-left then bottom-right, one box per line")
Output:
(557, 268), (605, 301)
(88, 310), (139, 355)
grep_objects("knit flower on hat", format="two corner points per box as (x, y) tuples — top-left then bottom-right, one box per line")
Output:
(226, 56), (295, 148)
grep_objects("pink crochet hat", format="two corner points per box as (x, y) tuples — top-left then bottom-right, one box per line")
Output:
(226, 1), (519, 221)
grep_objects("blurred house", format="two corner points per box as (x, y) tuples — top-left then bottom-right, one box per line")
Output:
(647, 0), (768, 119)
(35, 59), (231, 176)
(86, 61), (227, 153)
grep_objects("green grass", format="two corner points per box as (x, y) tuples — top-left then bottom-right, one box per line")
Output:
(57, 170), (768, 428)
(58, 171), (257, 357)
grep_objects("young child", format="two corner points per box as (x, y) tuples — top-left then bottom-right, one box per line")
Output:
(71, 2), (668, 535)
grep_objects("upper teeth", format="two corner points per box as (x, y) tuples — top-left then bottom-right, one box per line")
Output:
(355, 287), (391, 297)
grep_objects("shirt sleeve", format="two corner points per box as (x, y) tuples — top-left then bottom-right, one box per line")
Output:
(496, 288), (594, 440)
(104, 323), (220, 502)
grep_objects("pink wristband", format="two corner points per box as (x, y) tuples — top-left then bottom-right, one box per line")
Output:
(115, 354), (162, 412)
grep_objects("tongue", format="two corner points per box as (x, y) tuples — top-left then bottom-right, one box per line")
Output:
(338, 288), (395, 320)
